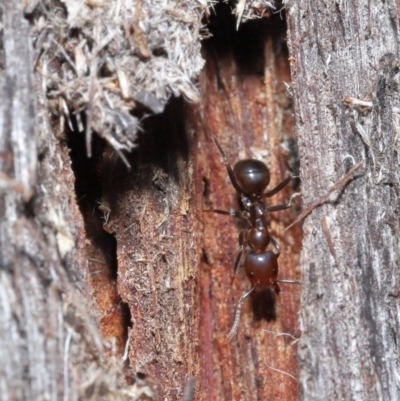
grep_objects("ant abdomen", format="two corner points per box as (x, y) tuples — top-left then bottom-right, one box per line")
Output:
(244, 251), (280, 294)
(233, 159), (270, 195)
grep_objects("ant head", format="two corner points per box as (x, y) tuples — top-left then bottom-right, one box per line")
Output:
(245, 251), (279, 289)
(233, 160), (270, 196)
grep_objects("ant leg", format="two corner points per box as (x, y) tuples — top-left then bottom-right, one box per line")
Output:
(231, 231), (245, 285)
(270, 236), (281, 256)
(266, 193), (301, 212)
(226, 284), (257, 342)
(264, 175), (297, 198)
(210, 135), (244, 195)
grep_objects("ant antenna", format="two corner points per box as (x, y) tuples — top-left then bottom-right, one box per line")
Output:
(198, 107), (245, 195)
(226, 284), (257, 342)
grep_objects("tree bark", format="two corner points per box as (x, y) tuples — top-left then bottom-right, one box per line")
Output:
(286, 1), (400, 400)
(4, 1), (400, 400)
(0, 4), (108, 401)
(1, 1), (205, 399)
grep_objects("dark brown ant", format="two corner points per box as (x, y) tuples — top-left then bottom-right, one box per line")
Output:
(206, 134), (301, 341)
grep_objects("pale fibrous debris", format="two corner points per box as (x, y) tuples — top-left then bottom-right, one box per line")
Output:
(344, 97), (400, 113)
(233, 0), (276, 30)
(28, 0), (206, 163)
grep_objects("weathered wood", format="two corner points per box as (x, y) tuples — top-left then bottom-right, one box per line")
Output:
(1, 1), (303, 401)
(0, 4), (106, 401)
(286, 1), (400, 399)
(7, 1), (400, 400)
(0, 5), (134, 401)
(100, 98), (201, 400)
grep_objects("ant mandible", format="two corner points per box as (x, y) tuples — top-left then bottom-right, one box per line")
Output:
(206, 134), (301, 341)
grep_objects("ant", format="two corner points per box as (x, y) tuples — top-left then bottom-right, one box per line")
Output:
(205, 134), (301, 341)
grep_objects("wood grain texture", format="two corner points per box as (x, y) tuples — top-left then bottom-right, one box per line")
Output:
(100, 99), (202, 400)
(7, 1), (400, 399)
(0, 5), (122, 400)
(286, 1), (400, 400)
(194, 10), (302, 400)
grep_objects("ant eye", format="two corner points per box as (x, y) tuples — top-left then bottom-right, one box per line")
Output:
(249, 271), (254, 277)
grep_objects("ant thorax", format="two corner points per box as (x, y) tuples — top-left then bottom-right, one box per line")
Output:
(240, 195), (252, 210)
(240, 195), (267, 221)
(240, 194), (265, 210)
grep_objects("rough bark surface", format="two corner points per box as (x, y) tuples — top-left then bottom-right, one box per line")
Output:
(286, 1), (400, 400)
(0, 4), (111, 401)
(2, 0), (207, 399)
(6, 0), (400, 400)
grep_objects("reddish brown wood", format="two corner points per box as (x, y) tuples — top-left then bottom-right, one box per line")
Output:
(194, 12), (302, 401)
(101, 100), (202, 399)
